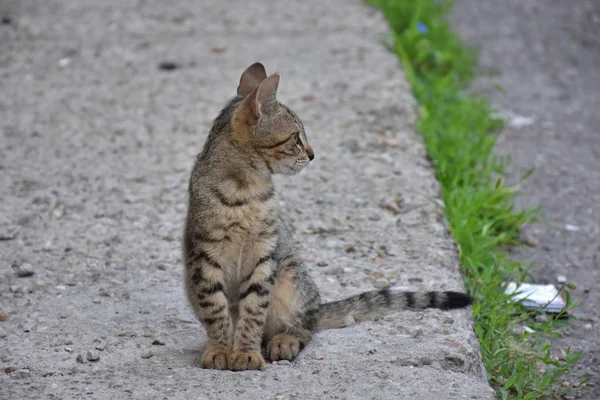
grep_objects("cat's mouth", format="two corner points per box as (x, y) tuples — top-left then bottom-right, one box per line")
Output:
(279, 159), (311, 175)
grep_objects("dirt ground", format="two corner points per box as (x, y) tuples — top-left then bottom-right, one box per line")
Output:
(452, 0), (600, 398)
(0, 1), (492, 399)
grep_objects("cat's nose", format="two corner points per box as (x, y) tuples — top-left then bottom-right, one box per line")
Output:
(307, 147), (315, 161)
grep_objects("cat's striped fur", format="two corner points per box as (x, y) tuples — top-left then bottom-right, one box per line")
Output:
(183, 63), (472, 371)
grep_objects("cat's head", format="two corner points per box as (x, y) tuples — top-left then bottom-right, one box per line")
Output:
(232, 62), (314, 176)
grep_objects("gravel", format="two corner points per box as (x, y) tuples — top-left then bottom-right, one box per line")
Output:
(0, 0), (491, 399)
(86, 351), (100, 362)
(15, 263), (35, 278)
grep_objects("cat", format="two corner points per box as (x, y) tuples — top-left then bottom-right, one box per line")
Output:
(183, 62), (473, 371)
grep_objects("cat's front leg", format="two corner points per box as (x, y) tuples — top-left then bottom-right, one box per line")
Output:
(187, 250), (234, 370)
(229, 256), (275, 371)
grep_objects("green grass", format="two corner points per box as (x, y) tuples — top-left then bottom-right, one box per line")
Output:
(367, 0), (581, 398)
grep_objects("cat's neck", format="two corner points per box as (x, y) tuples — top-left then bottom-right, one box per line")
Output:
(216, 139), (273, 195)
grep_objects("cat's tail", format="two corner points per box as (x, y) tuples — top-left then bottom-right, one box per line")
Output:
(317, 289), (473, 330)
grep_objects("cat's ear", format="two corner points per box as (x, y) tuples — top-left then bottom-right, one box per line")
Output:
(237, 62), (267, 97)
(238, 73), (280, 125)
(253, 73), (280, 119)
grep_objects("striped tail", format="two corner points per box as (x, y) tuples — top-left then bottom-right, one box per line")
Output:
(317, 289), (473, 330)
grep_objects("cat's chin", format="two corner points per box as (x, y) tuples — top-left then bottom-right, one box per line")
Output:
(270, 164), (306, 176)
(277, 169), (301, 176)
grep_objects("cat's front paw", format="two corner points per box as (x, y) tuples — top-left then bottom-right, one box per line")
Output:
(201, 346), (232, 370)
(227, 350), (265, 371)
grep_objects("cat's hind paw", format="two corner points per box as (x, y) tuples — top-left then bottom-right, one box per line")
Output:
(266, 334), (301, 361)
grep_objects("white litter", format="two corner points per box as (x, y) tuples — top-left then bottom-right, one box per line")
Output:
(505, 282), (567, 313)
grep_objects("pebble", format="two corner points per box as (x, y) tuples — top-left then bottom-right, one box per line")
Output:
(373, 278), (390, 289)
(411, 329), (423, 338)
(75, 354), (84, 363)
(306, 221), (328, 233)
(383, 203), (400, 215)
(558, 349), (568, 361)
(556, 275), (567, 284)
(345, 139), (360, 153)
(507, 114), (535, 128)
(272, 396), (284, 400)
(51, 204), (64, 219)
(4, 366), (17, 374)
(158, 61), (180, 71)
(583, 323), (593, 331)
(95, 344), (105, 351)
(535, 314), (548, 323)
(211, 45), (226, 53)
(419, 356), (433, 366)
(383, 244), (400, 256)
(0, 329), (6, 338)
(521, 235), (538, 247)
(0, 225), (19, 240)
(324, 267), (342, 276)
(10, 285), (24, 294)
(42, 241), (53, 252)
(86, 350), (100, 362)
(374, 371), (390, 379)
(277, 360), (290, 365)
(151, 339), (165, 346)
(314, 354), (325, 360)
(325, 238), (344, 249)
(511, 325), (525, 335)
(141, 350), (153, 359)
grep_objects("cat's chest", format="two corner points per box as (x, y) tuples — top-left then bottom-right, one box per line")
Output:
(211, 203), (278, 266)
(219, 213), (278, 303)
(216, 201), (275, 237)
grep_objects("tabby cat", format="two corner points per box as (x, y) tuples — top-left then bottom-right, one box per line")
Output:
(183, 62), (472, 371)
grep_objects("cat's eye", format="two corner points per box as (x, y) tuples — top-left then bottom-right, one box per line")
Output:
(293, 132), (302, 147)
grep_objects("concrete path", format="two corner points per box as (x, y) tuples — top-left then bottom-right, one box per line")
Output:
(452, 1), (600, 397)
(0, 1), (492, 399)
